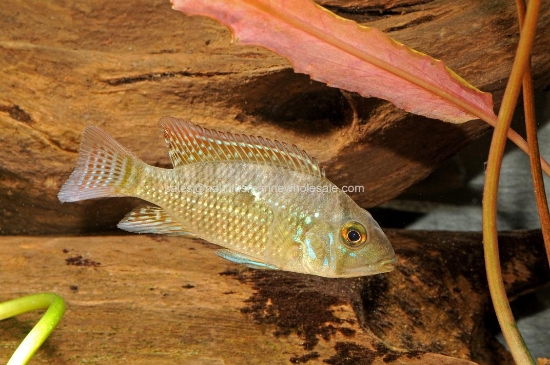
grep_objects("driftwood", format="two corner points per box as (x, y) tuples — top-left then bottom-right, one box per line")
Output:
(1, 0), (550, 234)
(1, 230), (548, 364)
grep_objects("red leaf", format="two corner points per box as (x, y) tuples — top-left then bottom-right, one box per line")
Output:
(171, 0), (496, 123)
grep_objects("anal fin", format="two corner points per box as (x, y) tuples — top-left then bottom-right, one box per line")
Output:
(118, 206), (195, 237)
(216, 249), (279, 270)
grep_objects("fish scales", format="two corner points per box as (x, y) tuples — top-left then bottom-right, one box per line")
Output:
(58, 117), (396, 278)
(132, 162), (328, 261)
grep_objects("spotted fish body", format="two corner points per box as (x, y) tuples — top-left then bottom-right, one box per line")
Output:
(58, 117), (396, 278)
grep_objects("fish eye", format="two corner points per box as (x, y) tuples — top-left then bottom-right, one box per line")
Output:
(340, 221), (368, 249)
(347, 229), (361, 242)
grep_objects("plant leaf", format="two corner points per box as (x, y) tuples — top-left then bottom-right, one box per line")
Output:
(171, 0), (496, 123)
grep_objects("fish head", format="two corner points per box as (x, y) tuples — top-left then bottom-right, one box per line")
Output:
(303, 195), (396, 278)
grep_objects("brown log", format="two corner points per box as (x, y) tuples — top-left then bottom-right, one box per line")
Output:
(1, 0), (550, 233)
(0, 230), (548, 364)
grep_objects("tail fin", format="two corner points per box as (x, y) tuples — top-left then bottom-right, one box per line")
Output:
(58, 126), (139, 202)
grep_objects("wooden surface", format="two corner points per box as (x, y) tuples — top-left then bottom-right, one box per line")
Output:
(1, 0), (550, 234)
(1, 230), (548, 364)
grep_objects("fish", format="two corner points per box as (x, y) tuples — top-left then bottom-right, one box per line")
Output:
(58, 117), (396, 278)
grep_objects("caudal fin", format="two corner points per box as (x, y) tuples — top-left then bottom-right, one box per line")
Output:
(58, 126), (139, 202)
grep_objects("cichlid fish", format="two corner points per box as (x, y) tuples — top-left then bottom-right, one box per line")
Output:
(58, 117), (396, 278)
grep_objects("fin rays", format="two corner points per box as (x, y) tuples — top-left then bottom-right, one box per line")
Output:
(216, 249), (279, 270)
(58, 126), (138, 202)
(118, 206), (195, 236)
(160, 116), (325, 178)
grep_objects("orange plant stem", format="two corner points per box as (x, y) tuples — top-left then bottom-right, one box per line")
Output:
(516, 0), (550, 266)
(482, 0), (540, 363)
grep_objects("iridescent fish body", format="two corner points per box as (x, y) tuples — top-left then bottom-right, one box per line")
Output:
(58, 117), (396, 278)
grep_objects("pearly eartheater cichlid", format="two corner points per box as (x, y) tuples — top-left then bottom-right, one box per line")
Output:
(58, 117), (396, 278)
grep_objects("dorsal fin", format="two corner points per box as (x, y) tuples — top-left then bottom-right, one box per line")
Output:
(159, 116), (325, 178)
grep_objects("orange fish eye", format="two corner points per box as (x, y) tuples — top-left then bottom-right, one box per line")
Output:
(340, 221), (368, 249)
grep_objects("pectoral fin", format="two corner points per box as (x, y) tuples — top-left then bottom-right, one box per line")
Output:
(216, 249), (279, 270)
(118, 206), (195, 237)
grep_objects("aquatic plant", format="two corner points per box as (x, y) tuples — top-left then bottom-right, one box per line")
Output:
(173, 0), (550, 177)
(0, 293), (66, 365)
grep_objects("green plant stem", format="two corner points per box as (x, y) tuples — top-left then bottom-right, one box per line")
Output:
(482, 0), (540, 363)
(0, 293), (66, 365)
(516, 0), (550, 267)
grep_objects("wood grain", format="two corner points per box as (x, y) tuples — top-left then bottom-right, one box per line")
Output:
(1, 230), (548, 364)
(1, 0), (549, 233)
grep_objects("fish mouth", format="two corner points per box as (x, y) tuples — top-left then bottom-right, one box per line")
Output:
(378, 257), (397, 272)
(339, 257), (397, 277)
